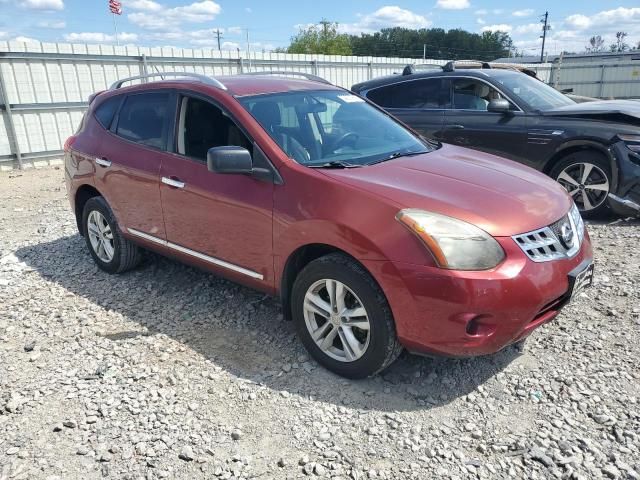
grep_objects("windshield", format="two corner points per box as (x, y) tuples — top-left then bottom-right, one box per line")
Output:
(238, 90), (431, 167)
(492, 73), (575, 111)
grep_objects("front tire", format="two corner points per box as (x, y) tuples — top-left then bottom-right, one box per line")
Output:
(82, 196), (141, 274)
(291, 253), (402, 379)
(550, 151), (611, 219)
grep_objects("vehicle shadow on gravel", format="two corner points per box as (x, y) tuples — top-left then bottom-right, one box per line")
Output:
(16, 235), (521, 412)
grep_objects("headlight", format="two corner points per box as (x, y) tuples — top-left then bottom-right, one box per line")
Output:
(618, 134), (640, 153)
(396, 209), (505, 270)
(569, 202), (585, 244)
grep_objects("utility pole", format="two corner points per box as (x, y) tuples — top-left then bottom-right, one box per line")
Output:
(214, 28), (223, 51)
(423, 44), (426, 60)
(245, 28), (251, 70)
(540, 11), (550, 62)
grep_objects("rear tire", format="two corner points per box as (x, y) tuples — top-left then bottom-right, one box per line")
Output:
(550, 151), (612, 219)
(291, 253), (402, 379)
(82, 196), (141, 274)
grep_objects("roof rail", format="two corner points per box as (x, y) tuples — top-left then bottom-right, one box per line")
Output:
(402, 64), (445, 76)
(242, 71), (332, 85)
(443, 60), (493, 72)
(109, 72), (227, 91)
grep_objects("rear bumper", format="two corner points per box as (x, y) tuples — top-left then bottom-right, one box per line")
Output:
(363, 231), (593, 357)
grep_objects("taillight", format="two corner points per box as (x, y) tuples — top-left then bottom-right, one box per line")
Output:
(64, 135), (77, 151)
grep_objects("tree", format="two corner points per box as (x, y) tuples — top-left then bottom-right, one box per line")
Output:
(610, 31), (629, 52)
(287, 20), (352, 55)
(347, 27), (512, 60)
(585, 35), (605, 53)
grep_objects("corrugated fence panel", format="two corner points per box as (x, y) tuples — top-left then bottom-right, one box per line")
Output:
(9, 40), (609, 169)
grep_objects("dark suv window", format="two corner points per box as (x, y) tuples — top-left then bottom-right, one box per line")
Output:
(177, 96), (252, 161)
(367, 78), (449, 109)
(116, 92), (169, 149)
(94, 96), (121, 129)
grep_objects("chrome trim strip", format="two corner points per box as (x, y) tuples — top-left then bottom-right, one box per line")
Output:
(127, 228), (264, 280)
(161, 177), (185, 188)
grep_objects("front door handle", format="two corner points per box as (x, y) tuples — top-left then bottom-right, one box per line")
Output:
(162, 176), (185, 189)
(95, 157), (111, 168)
(447, 124), (465, 130)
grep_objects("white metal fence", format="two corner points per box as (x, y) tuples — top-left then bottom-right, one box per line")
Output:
(0, 40), (558, 170)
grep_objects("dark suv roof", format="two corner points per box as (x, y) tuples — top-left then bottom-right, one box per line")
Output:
(352, 68), (522, 93)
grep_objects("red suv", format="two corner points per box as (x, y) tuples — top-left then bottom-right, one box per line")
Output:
(65, 72), (594, 378)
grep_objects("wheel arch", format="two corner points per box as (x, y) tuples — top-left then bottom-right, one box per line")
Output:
(542, 140), (618, 191)
(74, 184), (103, 234)
(279, 243), (380, 321)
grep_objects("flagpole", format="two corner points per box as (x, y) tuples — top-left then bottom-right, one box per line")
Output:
(112, 12), (119, 46)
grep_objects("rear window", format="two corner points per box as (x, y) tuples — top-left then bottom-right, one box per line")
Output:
(367, 78), (450, 109)
(94, 96), (122, 129)
(115, 92), (169, 149)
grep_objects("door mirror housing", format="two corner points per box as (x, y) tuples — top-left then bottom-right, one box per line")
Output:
(487, 98), (511, 114)
(207, 146), (253, 175)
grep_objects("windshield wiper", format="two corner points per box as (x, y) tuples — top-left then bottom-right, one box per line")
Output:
(367, 150), (427, 166)
(307, 161), (361, 169)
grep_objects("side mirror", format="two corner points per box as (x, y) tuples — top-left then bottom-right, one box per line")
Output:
(487, 98), (510, 114)
(207, 146), (252, 175)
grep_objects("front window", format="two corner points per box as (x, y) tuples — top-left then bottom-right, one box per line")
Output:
(492, 73), (575, 111)
(238, 90), (431, 167)
(452, 78), (518, 111)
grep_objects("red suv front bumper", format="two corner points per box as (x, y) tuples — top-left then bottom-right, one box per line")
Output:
(363, 232), (593, 357)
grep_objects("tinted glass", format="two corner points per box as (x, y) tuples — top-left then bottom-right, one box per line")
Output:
(116, 93), (169, 149)
(452, 78), (517, 111)
(239, 90), (430, 167)
(94, 96), (121, 129)
(367, 78), (449, 109)
(178, 96), (252, 161)
(491, 72), (575, 110)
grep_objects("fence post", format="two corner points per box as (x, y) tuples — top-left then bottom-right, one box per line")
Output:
(141, 53), (149, 81)
(311, 60), (318, 76)
(598, 64), (606, 98)
(238, 56), (244, 74)
(367, 62), (373, 80)
(0, 63), (23, 170)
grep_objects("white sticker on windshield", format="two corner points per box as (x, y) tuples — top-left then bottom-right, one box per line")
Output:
(338, 94), (365, 103)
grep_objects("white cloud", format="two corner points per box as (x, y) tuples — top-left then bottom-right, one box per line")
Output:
(0, 31), (8, 40)
(436, 0), (470, 10)
(37, 20), (66, 29)
(244, 7), (252, 13)
(20, 0), (63, 10)
(11, 36), (40, 43)
(127, 0), (162, 11)
(475, 9), (487, 15)
(128, 0), (222, 30)
(481, 24), (513, 33)
(63, 32), (138, 43)
(227, 26), (243, 35)
(513, 9), (534, 17)
(565, 7), (640, 31)
(339, 6), (430, 34)
(513, 23), (542, 35)
(476, 18), (485, 25)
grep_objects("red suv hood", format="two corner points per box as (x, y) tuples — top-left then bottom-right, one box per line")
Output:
(321, 144), (572, 237)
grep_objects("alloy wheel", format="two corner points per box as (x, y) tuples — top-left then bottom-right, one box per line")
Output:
(556, 162), (609, 212)
(87, 210), (115, 263)
(303, 278), (371, 363)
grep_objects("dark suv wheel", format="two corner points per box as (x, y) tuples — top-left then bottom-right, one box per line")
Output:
(291, 253), (402, 378)
(82, 196), (141, 274)
(551, 151), (611, 218)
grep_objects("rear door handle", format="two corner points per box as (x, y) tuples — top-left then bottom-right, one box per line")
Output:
(447, 124), (465, 130)
(162, 176), (185, 189)
(95, 157), (111, 167)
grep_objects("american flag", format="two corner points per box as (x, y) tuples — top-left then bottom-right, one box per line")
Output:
(109, 0), (122, 15)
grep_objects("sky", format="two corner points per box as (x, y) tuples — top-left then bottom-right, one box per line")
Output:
(0, 0), (639, 58)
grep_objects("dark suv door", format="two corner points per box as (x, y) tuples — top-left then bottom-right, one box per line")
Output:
(441, 77), (529, 163)
(365, 77), (450, 140)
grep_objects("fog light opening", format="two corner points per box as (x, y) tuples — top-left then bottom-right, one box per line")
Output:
(465, 315), (496, 337)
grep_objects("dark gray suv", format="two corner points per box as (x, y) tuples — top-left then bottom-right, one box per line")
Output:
(352, 63), (640, 218)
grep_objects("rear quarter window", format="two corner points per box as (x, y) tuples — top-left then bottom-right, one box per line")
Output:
(115, 92), (170, 149)
(94, 96), (122, 129)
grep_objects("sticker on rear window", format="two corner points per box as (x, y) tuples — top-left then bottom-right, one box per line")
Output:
(338, 95), (364, 103)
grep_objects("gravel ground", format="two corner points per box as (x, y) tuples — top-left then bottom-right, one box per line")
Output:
(0, 167), (639, 480)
